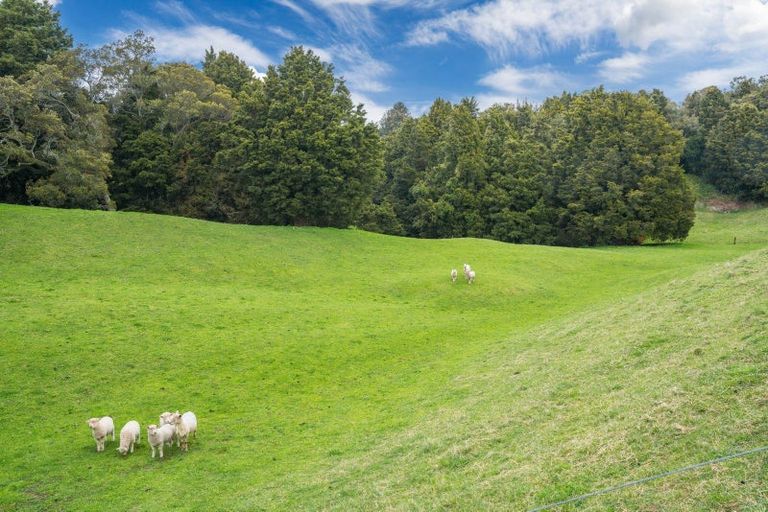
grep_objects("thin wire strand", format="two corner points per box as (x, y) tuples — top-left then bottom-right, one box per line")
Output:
(528, 445), (768, 512)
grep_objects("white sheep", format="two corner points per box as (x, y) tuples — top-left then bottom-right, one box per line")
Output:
(147, 423), (175, 459)
(172, 411), (198, 451)
(467, 270), (476, 284)
(117, 420), (140, 455)
(463, 263), (472, 279)
(87, 416), (115, 452)
(159, 411), (174, 426)
(451, 269), (458, 283)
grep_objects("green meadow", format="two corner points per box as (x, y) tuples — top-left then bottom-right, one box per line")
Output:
(1, 192), (767, 510)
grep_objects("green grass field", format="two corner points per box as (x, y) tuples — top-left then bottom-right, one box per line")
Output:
(1, 190), (767, 511)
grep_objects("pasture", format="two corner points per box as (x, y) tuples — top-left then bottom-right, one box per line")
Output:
(1, 198), (767, 510)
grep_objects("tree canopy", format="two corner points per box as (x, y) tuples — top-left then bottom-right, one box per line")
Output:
(369, 89), (694, 245)
(679, 76), (768, 200)
(7, 1), (768, 246)
(0, 0), (73, 77)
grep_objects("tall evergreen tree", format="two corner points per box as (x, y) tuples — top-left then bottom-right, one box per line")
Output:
(0, 0), (72, 77)
(544, 89), (694, 245)
(202, 47), (255, 94)
(223, 47), (382, 227)
(378, 102), (411, 136)
(109, 63), (237, 215)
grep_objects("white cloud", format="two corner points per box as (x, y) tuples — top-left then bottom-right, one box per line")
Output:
(406, 1), (622, 57)
(678, 60), (768, 91)
(304, 45), (333, 63)
(112, 2), (272, 70)
(477, 64), (571, 108)
(272, 0), (316, 25)
(406, 0), (768, 67)
(119, 24), (271, 68)
(306, 0), (457, 38)
(597, 52), (650, 83)
(249, 66), (266, 80)
(309, 0), (379, 37)
(574, 50), (605, 64)
(350, 91), (388, 122)
(331, 44), (392, 93)
(154, 0), (195, 24)
(267, 26), (298, 40)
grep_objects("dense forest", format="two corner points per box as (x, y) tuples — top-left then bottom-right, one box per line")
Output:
(1, 0), (766, 246)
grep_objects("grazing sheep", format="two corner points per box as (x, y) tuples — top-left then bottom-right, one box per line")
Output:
(172, 411), (198, 451)
(451, 269), (458, 283)
(159, 411), (174, 426)
(463, 263), (472, 280)
(467, 270), (476, 284)
(117, 420), (140, 455)
(147, 424), (175, 459)
(87, 416), (115, 452)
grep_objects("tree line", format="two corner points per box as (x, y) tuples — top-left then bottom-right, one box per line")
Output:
(1, 0), (765, 246)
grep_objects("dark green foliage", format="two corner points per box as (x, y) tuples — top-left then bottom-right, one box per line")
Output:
(0, 4), (717, 245)
(0, 52), (113, 209)
(202, 47), (255, 94)
(680, 86), (729, 175)
(372, 89), (694, 245)
(109, 63), (237, 216)
(682, 76), (768, 200)
(544, 89), (694, 245)
(378, 101), (411, 136)
(705, 102), (768, 200)
(222, 47), (383, 227)
(0, 0), (72, 77)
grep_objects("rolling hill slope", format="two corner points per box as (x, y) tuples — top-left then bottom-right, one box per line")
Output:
(0, 202), (766, 511)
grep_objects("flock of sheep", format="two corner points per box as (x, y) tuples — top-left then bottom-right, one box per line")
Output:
(86, 410), (197, 459)
(451, 263), (476, 284)
(85, 267), (478, 459)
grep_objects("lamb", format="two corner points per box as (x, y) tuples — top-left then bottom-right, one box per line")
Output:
(450, 269), (458, 283)
(87, 416), (115, 452)
(147, 423), (176, 459)
(463, 263), (476, 284)
(117, 420), (140, 455)
(159, 411), (174, 426)
(171, 411), (198, 451)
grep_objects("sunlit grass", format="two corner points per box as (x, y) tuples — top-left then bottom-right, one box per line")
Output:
(0, 202), (766, 510)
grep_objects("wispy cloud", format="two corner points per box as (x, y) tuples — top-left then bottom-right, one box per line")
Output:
(330, 44), (392, 93)
(154, 0), (195, 24)
(597, 52), (650, 83)
(267, 26), (298, 41)
(304, 45), (333, 63)
(677, 60), (768, 91)
(406, 0), (768, 79)
(477, 64), (570, 108)
(111, 2), (271, 69)
(273, 0), (316, 25)
(574, 49), (605, 64)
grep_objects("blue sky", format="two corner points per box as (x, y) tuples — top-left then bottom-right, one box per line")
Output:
(54, 0), (768, 120)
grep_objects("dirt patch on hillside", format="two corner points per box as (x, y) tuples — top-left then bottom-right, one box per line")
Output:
(705, 198), (748, 212)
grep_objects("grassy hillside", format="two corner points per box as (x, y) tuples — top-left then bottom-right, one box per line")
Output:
(0, 202), (767, 511)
